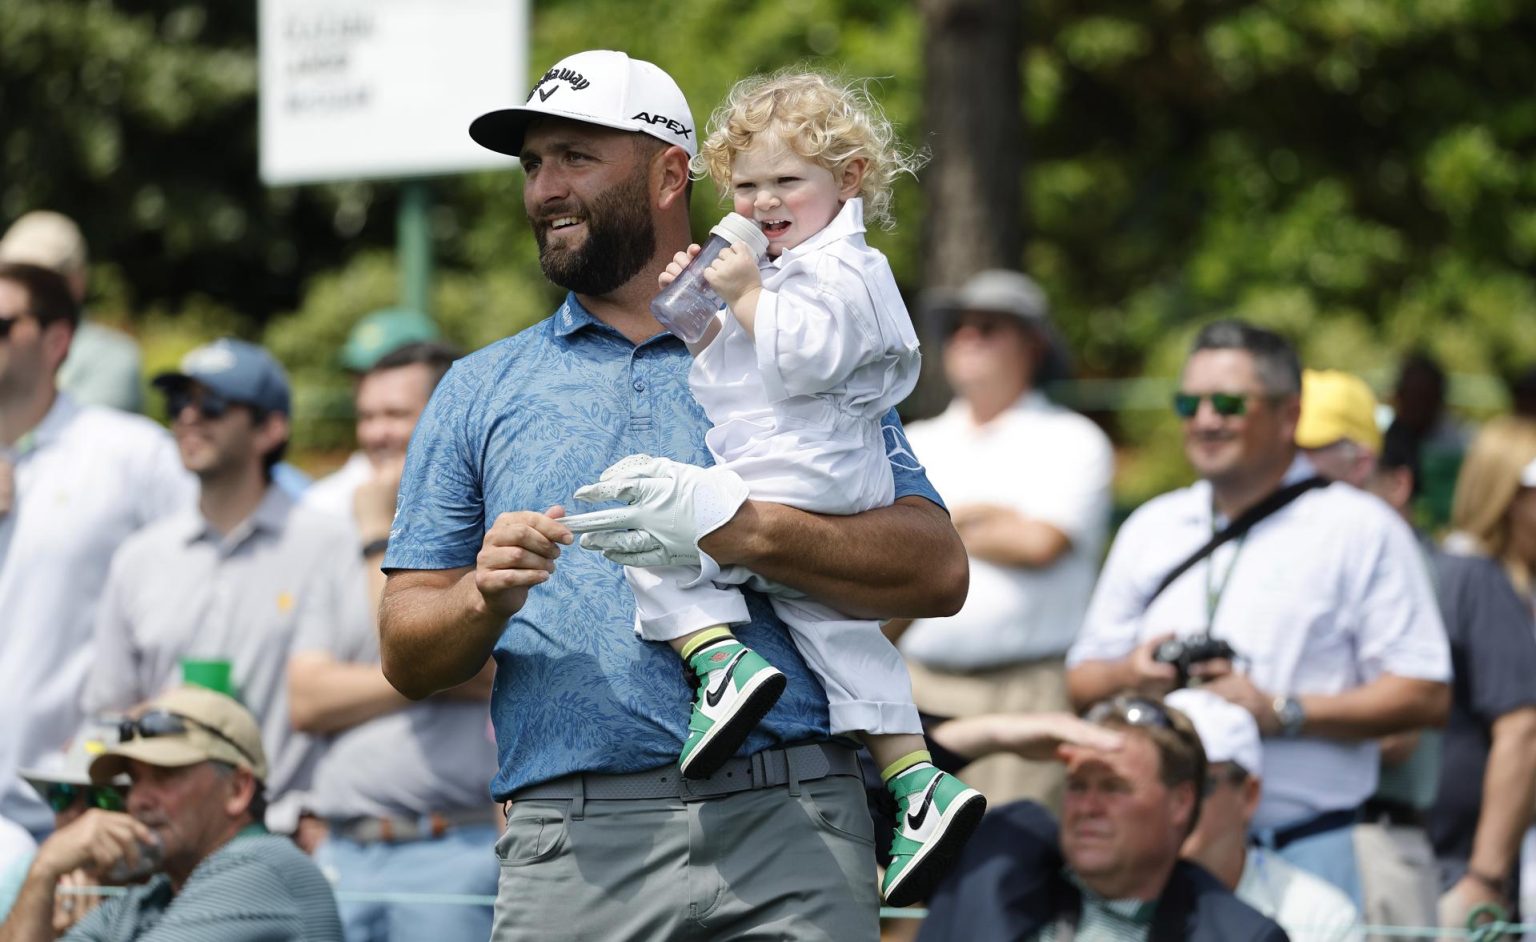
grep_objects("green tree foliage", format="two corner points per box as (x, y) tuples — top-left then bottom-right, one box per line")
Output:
(4, 1), (1532, 487)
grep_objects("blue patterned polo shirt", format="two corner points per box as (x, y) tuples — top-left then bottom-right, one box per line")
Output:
(385, 294), (944, 799)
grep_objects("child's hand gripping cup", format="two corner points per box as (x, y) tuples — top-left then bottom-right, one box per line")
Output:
(650, 212), (769, 343)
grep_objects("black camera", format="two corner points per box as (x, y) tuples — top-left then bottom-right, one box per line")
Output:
(1152, 634), (1237, 687)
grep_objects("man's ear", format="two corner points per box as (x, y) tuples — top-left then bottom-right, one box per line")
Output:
(223, 765), (258, 818)
(1170, 780), (1198, 834)
(42, 320), (75, 374)
(1241, 775), (1262, 820)
(653, 145), (692, 212)
(837, 158), (868, 202)
(257, 412), (291, 458)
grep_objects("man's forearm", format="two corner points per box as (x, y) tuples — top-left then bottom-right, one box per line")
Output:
(701, 496), (967, 620)
(1066, 659), (1136, 712)
(0, 868), (60, 942)
(1468, 708), (1536, 880)
(289, 655), (411, 733)
(379, 568), (506, 700)
(1298, 675), (1449, 739)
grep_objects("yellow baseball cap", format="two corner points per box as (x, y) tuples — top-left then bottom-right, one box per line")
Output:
(90, 686), (268, 784)
(1296, 369), (1383, 452)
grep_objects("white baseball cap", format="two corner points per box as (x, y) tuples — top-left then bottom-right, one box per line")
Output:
(1166, 689), (1263, 778)
(470, 50), (696, 158)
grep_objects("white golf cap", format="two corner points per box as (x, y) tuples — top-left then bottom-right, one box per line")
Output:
(1166, 688), (1263, 778)
(470, 50), (696, 158)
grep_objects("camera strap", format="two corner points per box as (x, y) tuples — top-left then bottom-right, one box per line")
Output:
(1142, 476), (1329, 612)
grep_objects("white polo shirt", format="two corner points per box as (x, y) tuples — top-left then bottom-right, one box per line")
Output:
(1069, 455), (1450, 830)
(899, 393), (1114, 667)
(300, 450), (372, 536)
(0, 394), (194, 833)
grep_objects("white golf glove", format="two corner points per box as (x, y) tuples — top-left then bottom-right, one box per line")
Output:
(564, 454), (749, 582)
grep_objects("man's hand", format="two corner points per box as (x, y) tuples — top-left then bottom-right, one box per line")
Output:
(354, 456), (405, 542)
(565, 455), (749, 578)
(932, 712), (1125, 763)
(1439, 875), (1505, 930)
(657, 245), (701, 290)
(33, 809), (155, 882)
(53, 869), (104, 933)
(1128, 634), (1182, 699)
(1200, 670), (1280, 735)
(475, 507), (572, 620)
(703, 243), (761, 307)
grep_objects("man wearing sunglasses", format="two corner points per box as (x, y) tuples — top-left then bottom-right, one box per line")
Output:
(919, 694), (1286, 941)
(0, 686), (341, 941)
(83, 339), (369, 838)
(893, 269), (1113, 811)
(1067, 320), (1451, 908)
(0, 263), (194, 842)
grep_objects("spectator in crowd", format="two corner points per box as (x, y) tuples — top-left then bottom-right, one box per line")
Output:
(1432, 417), (1536, 924)
(1389, 351), (1470, 530)
(380, 49), (967, 940)
(0, 212), (142, 414)
(1170, 688), (1360, 942)
(288, 339), (495, 942)
(1066, 320), (1450, 907)
(918, 694), (1287, 941)
(83, 338), (368, 837)
(304, 339), (460, 615)
(1297, 370), (1441, 938)
(303, 308), (446, 530)
(1294, 368), (1382, 487)
(891, 269), (1113, 810)
(0, 687), (342, 942)
(0, 262), (193, 839)
(0, 722), (132, 929)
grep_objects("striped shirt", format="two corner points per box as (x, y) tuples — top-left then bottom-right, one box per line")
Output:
(1036, 871), (1157, 942)
(64, 829), (340, 941)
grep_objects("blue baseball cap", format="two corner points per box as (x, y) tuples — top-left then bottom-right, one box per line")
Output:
(152, 338), (291, 416)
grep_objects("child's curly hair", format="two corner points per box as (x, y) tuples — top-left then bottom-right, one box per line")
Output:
(692, 69), (926, 230)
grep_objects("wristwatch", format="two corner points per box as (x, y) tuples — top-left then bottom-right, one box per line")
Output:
(1272, 696), (1305, 737)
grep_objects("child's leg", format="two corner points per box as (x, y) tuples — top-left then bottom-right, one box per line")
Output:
(770, 596), (987, 908)
(626, 568), (785, 779)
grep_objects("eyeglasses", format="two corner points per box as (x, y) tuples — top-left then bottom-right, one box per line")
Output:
(1085, 695), (1175, 730)
(1173, 392), (1259, 419)
(944, 312), (1016, 340)
(1203, 764), (1250, 793)
(44, 782), (127, 814)
(120, 711), (258, 770)
(163, 387), (236, 420)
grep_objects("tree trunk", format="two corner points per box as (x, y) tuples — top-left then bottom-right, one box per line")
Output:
(913, 0), (1025, 415)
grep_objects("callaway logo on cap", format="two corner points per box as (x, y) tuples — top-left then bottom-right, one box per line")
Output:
(469, 50), (697, 158)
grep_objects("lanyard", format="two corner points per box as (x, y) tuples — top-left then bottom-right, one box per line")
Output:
(1204, 512), (1246, 630)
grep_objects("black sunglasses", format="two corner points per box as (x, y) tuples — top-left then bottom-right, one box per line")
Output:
(0, 316), (20, 340)
(120, 711), (258, 769)
(45, 782), (127, 814)
(1085, 695), (1175, 730)
(943, 311), (1017, 339)
(163, 387), (236, 420)
(1204, 764), (1251, 792)
(1172, 392), (1250, 419)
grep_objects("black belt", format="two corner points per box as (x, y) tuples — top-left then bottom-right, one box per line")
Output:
(1361, 797), (1425, 829)
(1271, 808), (1361, 850)
(506, 741), (859, 804)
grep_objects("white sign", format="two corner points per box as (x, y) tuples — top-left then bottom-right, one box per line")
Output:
(259, 0), (527, 185)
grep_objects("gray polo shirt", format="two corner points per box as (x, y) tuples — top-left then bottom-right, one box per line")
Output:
(301, 577), (497, 820)
(85, 488), (369, 829)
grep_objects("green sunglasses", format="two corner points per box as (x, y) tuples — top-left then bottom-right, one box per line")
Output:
(45, 782), (127, 814)
(1172, 392), (1249, 419)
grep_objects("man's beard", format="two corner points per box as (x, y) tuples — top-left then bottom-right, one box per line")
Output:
(532, 169), (655, 296)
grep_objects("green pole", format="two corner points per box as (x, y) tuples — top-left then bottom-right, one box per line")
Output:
(398, 179), (432, 317)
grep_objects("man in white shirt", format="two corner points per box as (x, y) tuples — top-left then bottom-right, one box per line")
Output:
(85, 338), (368, 836)
(1172, 688), (1362, 942)
(0, 262), (193, 838)
(1066, 320), (1450, 907)
(894, 270), (1113, 809)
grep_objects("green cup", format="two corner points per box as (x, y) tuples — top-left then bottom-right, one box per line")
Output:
(180, 659), (235, 698)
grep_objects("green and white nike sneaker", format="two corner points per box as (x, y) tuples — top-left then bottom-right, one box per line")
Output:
(679, 638), (787, 779)
(881, 765), (987, 907)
